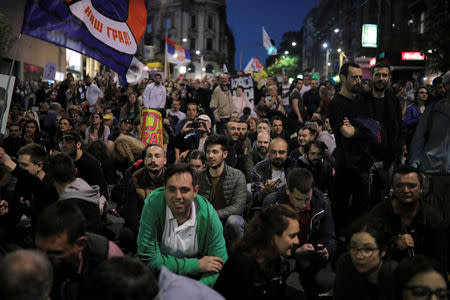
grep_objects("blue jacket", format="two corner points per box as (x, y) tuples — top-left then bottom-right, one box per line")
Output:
(263, 188), (337, 259)
(409, 100), (450, 175)
(403, 104), (422, 140)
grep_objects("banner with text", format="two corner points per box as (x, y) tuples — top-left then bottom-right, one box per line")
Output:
(231, 74), (254, 111)
(139, 109), (163, 146)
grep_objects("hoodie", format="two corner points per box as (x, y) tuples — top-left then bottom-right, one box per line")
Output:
(59, 178), (103, 234)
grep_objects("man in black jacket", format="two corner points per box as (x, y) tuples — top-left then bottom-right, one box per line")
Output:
(263, 168), (336, 299)
(368, 165), (447, 272)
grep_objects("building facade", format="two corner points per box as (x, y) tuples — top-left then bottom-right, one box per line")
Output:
(145, 0), (235, 79)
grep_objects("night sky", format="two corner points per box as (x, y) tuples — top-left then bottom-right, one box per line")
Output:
(226, 0), (319, 70)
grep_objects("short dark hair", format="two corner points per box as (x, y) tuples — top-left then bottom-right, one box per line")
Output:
(154, 73), (162, 79)
(392, 165), (424, 189)
(339, 62), (361, 78)
(186, 102), (198, 110)
(47, 153), (76, 184)
(294, 78), (303, 85)
(287, 168), (314, 194)
(8, 123), (20, 129)
(310, 117), (324, 129)
(349, 217), (391, 253)
(36, 201), (86, 244)
(305, 140), (327, 154)
(371, 62), (391, 75)
(299, 126), (317, 137)
(204, 134), (229, 153)
(270, 116), (283, 125)
(18, 143), (48, 164)
(62, 130), (82, 143)
(164, 162), (197, 187)
(85, 257), (158, 300)
(432, 76), (443, 86)
(188, 150), (205, 164)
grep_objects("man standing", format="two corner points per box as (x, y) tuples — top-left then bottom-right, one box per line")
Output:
(144, 73), (166, 109)
(360, 62), (405, 204)
(137, 163), (228, 287)
(328, 62), (367, 232)
(290, 78), (304, 126)
(85, 76), (104, 112)
(303, 78), (321, 121)
(197, 135), (247, 245)
(300, 73), (312, 97)
(251, 137), (296, 210)
(210, 74), (234, 134)
(281, 74), (292, 113)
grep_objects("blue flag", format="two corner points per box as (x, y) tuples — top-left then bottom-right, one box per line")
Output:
(21, 0), (147, 86)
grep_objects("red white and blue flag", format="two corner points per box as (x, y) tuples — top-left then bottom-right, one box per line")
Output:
(166, 37), (191, 65)
(21, 0), (147, 86)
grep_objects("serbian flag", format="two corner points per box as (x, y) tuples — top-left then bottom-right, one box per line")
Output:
(166, 37), (191, 65)
(21, 0), (147, 86)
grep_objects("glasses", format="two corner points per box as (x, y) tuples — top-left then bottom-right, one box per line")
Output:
(404, 286), (449, 300)
(349, 246), (378, 257)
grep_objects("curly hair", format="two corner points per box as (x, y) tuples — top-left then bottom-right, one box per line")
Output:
(114, 135), (145, 163)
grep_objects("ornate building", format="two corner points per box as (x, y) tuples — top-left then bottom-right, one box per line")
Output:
(145, 0), (235, 78)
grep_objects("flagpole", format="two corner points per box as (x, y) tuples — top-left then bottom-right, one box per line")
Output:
(164, 33), (168, 80)
(0, 33), (22, 137)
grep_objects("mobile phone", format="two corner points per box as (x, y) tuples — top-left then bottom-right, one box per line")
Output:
(315, 245), (325, 251)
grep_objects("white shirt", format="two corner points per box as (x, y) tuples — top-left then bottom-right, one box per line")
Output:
(271, 169), (286, 188)
(300, 85), (311, 97)
(281, 83), (291, 105)
(161, 201), (198, 258)
(167, 110), (186, 123)
(143, 83), (167, 109)
(86, 83), (103, 108)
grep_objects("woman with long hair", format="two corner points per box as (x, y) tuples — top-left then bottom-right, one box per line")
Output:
(215, 204), (300, 300)
(334, 218), (397, 300)
(119, 92), (140, 124)
(404, 86), (429, 144)
(53, 115), (74, 151)
(20, 119), (48, 149)
(84, 112), (110, 144)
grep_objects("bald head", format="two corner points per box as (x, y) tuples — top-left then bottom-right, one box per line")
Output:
(268, 138), (288, 169)
(0, 250), (53, 300)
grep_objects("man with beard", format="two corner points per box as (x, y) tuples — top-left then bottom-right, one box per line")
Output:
(251, 138), (296, 211)
(176, 102), (199, 135)
(290, 78), (305, 127)
(238, 120), (252, 153)
(143, 73), (166, 109)
(85, 76), (104, 113)
(244, 132), (270, 181)
(210, 74), (234, 134)
(224, 121), (245, 170)
(360, 62), (405, 204)
(197, 135), (247, 245)
(131, 144), (166, 215)
(296, 140), (334, 196)
(289, 126), (317, 160)
(328, 62), (368, 233)
(60, 130), (108, 199)
(368, 165), (447, 270)
(188, 79), (213, 119)
(303, 78), (321, 121)
(2, 123), (21, 158)
(270, 116), (289, 140)
(35, 201), (123, 300)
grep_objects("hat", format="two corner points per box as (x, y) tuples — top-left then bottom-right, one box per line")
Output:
(103, 113), (114, 120)
(443, 71), (450, 85)
(198, 114), (211, 123)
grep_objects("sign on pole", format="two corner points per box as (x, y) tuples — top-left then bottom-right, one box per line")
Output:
(0, 74), (16, 134)
(362, 24), (378, 48)
(43, 62), (57, 81)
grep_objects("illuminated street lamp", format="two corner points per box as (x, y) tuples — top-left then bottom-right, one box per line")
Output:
(284, 50), (289, 55)
(195, 50), (200, 55)
(337, 48), (342, 53)
(334, 28), (340, 33)
(322, 42), (328, 49)
(182, 38), (187, 42)
(291, 41), (297, 47)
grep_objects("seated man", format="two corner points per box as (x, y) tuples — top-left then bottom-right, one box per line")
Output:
(0, 249), (53, 300)
(137, 163), (228, 287)
(289, 126), (317, 160)
(251, 137), (296, 211)
(263, 168), (336, 299)
(296, 140), (334, 197)
(197, 135), (247, 245)
(35, 201), (123, 300)
(224, 120), (246, 170)
(368, 165), (447, 271)
(188, 150), (206, 173)
(243, 131), (270, 182)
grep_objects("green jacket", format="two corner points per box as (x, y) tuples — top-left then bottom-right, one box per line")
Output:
(137, 187), (228, 287)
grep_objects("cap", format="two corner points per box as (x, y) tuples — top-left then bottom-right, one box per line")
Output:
(443, 71), (450, 85)
(198, 114), (211, 123)
(103, 113), (114, 120)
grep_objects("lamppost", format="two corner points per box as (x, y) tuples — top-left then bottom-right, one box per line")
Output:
(322, 43), (330, 81)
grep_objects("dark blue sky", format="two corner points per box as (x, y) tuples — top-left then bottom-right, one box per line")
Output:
(226, 0), (319, 70)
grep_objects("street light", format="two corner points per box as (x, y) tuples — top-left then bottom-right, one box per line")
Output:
(322, 43), (330, 80)
(337, 48), (342, 53)
(195, 50), (200, 55)
(427, 49), (433, 53)
(334, 28), (340, 33)
(182, 38), (187, 42)
(284, 50), (289, 55)
(322, 43), (328, 49)
(291, 42), (297, 47)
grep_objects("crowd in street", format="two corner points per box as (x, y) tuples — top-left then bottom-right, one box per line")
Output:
(0, 62), (449, 300)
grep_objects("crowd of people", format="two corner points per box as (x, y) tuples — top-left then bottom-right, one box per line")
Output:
(0, 62), (449, 300)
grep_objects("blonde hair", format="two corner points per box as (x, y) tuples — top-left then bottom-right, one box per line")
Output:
(114, 135), (145, 163)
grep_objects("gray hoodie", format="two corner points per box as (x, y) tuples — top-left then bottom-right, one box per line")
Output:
(59, 178), (100, 206)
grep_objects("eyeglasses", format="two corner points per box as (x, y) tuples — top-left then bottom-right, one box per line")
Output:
(404, 286), (449, 300)
(349, 246), (378, 257)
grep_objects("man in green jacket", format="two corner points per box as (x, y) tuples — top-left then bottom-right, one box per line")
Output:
(137, 162), (228, 287)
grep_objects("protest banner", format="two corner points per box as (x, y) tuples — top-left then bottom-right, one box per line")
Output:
(139, 109), (163, 146)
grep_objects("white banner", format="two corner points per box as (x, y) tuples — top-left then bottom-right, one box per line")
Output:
(231, 74), (254, 110)
(0, 74), (16, 134)
(43, 62), (57, 81)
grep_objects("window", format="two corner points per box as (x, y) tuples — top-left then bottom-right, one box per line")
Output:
(208, 15), (213, 29)
(191, 15), (196, 28)
(419, 12), (425, 34)
(206, 38), (213, 51)
(165, 18), (171, 30)
(190, 38), (196, 49)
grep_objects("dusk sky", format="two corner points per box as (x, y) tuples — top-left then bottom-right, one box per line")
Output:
(226, 0), (319, 70)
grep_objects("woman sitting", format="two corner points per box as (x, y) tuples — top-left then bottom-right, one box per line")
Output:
(84, 112), (110, 144)
(215, 204), (301, 300)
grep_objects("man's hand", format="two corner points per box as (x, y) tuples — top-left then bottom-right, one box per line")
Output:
(264, 179), (280, 194)
(397, 234), (415, 250)
(0, 147), (16, 171)
(198, 256), (224, 273)
(177, 150), (190, 162)
(296, 243), (315, 253)
(315, 244), (329, 260)
(343, 117), (351, 127)
(297, 116), (303, 125)
(181, 121), (193, 133)
(0, 200), (9, 216)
